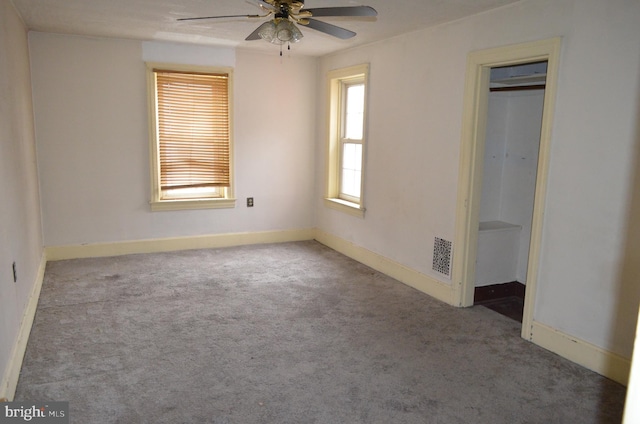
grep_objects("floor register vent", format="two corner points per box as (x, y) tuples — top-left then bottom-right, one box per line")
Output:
(432, 237), (452, 277)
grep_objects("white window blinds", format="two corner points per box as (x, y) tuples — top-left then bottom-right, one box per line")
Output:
(155, 70), (230, 191)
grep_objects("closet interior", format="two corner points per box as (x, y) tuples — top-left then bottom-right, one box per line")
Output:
(474, 61), (547, 322)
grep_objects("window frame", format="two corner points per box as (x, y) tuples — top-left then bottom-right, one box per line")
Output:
(324, 64), (369, 218)
(146, 62), (236, 211)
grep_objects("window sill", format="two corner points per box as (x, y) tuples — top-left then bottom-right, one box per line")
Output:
(324, 198), (365, 218)
(151, 198), (236, 211)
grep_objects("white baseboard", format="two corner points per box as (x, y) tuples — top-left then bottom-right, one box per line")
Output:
(0, 253), (47, 401)
(45, 228), (316, 261)
(314, 230), (453, 305)
(530, 320), (631, 385)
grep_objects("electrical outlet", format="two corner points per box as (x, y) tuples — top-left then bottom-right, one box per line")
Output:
(12, 262), (17, 283)
(247, 197), (254, 207)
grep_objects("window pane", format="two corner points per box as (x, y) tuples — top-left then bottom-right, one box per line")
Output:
(344, 84), (364, 140)
(341, 143), (362, 198)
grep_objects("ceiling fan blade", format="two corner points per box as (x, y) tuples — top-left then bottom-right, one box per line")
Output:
(305, 6), (377, 18)
(246, 0), (277, 12)
(246, 21), (273, 41)
(303, 18), (356, 39)
(178, 14), (262, 21)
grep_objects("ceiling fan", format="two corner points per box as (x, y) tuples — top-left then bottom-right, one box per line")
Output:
(178, 0), (377, 51)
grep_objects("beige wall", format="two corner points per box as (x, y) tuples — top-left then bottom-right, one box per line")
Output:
(29, 34), (317, 247)
(0, 0), (44, 397)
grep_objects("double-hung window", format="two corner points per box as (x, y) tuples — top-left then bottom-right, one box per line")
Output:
(325, 64), (369, 217)
(147, 64), (235, 211)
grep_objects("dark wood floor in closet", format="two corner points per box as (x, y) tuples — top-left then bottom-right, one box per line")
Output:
(474, 282), (525, 323)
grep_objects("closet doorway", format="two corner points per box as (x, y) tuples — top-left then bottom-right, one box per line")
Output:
(452, 38), (561, 340)
(473, 61), (547, 322)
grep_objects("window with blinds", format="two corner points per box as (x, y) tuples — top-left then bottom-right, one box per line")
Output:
(148, 65), (234, 210)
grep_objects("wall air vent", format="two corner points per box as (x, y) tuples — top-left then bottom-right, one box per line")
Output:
(433, 237), (452, 277)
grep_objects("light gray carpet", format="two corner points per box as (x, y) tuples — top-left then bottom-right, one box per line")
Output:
(15, 241), (625, 423)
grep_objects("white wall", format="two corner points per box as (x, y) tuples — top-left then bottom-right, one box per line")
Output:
(499, 90), (543, 283)
(480, 93), (509, 222)
(480, 90), (545, 283)
(0, 0), (44, 396)
(316, 0), (640, 359)
(29, 34), (317, 247)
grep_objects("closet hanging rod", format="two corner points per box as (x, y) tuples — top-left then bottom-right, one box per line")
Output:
(490, 84), (546, 92)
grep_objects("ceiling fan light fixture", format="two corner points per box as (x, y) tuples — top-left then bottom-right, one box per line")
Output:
(259, 19), (303, 45)
(257, 21), (277, 42)
(277, 20), (303, 43)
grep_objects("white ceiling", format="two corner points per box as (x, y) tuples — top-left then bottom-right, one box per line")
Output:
(11, 0), (523, 56)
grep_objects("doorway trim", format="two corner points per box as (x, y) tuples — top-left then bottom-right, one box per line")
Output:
(452, 38), (561, 340)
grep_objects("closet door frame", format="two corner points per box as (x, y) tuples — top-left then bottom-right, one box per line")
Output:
(452, 37), (561, 340)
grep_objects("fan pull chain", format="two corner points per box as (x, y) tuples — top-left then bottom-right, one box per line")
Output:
(278, 43), (292, 59)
